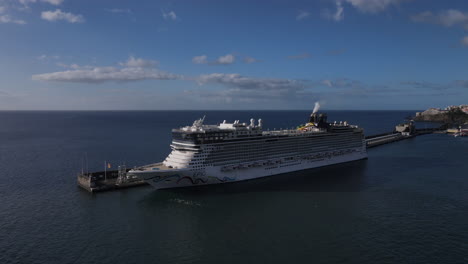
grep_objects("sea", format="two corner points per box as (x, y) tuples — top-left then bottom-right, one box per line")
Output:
(0, 110), (467, 264)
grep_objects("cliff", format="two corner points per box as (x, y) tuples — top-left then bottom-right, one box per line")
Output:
(414, 107), (468, 124)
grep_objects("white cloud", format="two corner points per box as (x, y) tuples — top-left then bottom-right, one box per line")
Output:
(192, 55), (208, 64)
(162, 10), (177, 21)
(198, 73), (305, 91)
(322, 80), (333, 87)
(215, 54), (235, 65)
(191, 73), (314, 104)
(32, 57), (179, 83)
(42, 0), (64, 5)
(0, 14), (26, 24)
(344, 0), (401, 14)
(461, 36), (468, 46)
(119, 56), (158, 68)
(296, 11), (310, 21)
(32, 67), (179, 83)
(19, 0), (64, 6)
(41, 9), (84, 23)
(322, 0), (403, 21)
(56, 63), (83, 69)
(411, 10), (468, 28)
(192, 54), (237, 65)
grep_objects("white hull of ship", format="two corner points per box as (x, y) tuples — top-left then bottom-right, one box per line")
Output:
(134, 149), (367, 190)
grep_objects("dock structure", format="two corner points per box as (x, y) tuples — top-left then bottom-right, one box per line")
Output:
(365, 127), (441, 148)
(365, 133), (406, 148)
(77, 165), (147, 193)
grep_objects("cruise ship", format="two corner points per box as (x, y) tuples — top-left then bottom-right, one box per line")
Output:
(128, 107), (367, 189)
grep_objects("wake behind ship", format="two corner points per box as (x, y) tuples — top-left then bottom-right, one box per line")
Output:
(128, 107), (367, 189)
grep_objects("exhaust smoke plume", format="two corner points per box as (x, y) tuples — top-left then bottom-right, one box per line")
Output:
(313, 102), (320, 114)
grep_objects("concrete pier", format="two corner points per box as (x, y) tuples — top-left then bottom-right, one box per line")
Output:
(366, 133), (406, 148)
(365, 127), (441, 148)
(77, 167), (147, 193)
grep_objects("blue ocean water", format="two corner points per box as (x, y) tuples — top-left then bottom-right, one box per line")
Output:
(0, 110), (466, 264)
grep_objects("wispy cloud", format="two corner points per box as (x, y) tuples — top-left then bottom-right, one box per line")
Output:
(119, 56), (157, 68)
(243, 56), (260, 64)
(0, 14), (26, 24)
(287, 52), (311, 60)
(191, 73), (313, 103)
(0, 5), (25, 25)
(56, 63), (83, 69)
(192, 54), (236, 65)
(321, 78), (362, 88)
(1, 0), (64, 24)
(37, 54), (60, 60)
(461, 36), (468, 46)
(344, 0), (402, 14)
(32, 57), (179, 83)
(411, 9), (468, 29)
(19, 0), (64, 6)
(400, 81), (448, 90)
(41, 9), (84, 23)
(105, 8), (132, 14)
(162, 10), (177, 21)
(198, 73), (306, 91)
(322, 0), (404, 22)
(322, 1), (344, 22)
(192, 55), (208, 64)
(214, 54), (235, 65)
(296, 10), (310, 21)
(454, 80), (468, 88)
(42, 0), (64, 5)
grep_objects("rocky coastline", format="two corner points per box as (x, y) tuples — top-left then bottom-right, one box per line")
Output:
(414, 105), (468, 124)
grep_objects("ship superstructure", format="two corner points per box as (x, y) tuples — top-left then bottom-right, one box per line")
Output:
(128, 109), (367, 189)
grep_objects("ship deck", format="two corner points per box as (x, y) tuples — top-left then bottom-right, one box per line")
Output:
(133, 162), (176, 172)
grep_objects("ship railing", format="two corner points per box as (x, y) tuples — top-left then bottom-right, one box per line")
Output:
(264, 129), (324, 136)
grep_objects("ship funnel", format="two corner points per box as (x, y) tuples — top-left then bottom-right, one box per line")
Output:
(309, 112), (328, 128)
(309, 113), (319, 124)
(309, 102), (322, 123)
(319, 113), (328, 124)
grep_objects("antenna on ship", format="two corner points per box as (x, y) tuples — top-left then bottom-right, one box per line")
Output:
(192, 115), (206, 127)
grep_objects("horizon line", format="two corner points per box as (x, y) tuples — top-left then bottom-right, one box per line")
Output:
(0, 109), (422, 112)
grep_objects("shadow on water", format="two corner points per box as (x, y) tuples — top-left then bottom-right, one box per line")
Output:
(140, 159), (369, 204)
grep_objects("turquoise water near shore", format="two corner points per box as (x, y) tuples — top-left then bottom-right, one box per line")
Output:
(0, 111), (466, 264)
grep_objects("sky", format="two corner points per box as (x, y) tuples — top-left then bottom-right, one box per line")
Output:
(1, 0), (468, 110)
